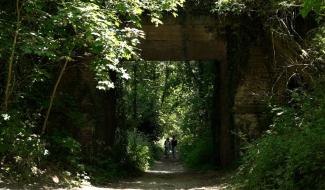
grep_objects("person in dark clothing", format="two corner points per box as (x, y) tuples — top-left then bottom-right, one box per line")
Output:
(171, 135), (177, 159)
(164, 138), (171, 158)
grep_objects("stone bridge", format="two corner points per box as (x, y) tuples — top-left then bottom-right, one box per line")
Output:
(139, 14), (274, 166)
(60, 13), (278, 167)
(140, 15), (226, 61)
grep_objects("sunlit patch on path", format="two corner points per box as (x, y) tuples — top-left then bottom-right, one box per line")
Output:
(146, 159), (185, 174)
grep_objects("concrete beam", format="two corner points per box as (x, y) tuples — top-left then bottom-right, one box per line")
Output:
(139, 15), (226, 61)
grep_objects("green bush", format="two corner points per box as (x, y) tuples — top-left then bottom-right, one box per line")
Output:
(149, 142), (164, 161)
(180, 130), (215, 170)
(0, 113), (47, 182)
(85, 155), (123, 185)
(126, 130), (152, 171)
(84, 130), (158, 185)
(46, 131), (83, 171)
(238, 80), (325, 190)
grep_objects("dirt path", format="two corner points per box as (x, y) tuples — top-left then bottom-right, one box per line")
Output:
(78, 159), (230, 190)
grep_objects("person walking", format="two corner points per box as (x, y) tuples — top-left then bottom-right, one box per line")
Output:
(171, 135), (178, 159)
(164, 138), (171, 158)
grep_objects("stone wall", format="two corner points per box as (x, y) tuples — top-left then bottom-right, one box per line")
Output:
(234, 47), (273, 141)
(53, 63), (117, 148)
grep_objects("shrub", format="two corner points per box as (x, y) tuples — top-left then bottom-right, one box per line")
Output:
(84, 129), (158, 185)
(237, 80), (325, 190)
(0, 113), (47, 182)
(180, 129), (215, 170)
(46, 131), (83, 172)
(126, 130), (152, 171)
(149, 142), (164, 161)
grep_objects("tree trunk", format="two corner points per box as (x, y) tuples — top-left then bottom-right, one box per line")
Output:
(160, 64), (171, 107)
(42, 54), (72, 135)
(3, 0), (21, 111)
(132, 63), (137, 120)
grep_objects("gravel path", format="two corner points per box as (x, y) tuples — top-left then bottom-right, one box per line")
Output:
(76, 159), (230, 190)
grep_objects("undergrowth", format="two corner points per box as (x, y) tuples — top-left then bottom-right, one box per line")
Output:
(84, 129), (160, 185)
(236, 79), (325, 190)
(180, 129), (215, 170)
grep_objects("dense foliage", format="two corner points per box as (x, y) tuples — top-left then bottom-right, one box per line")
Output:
(126, 130), (153, 171)
(210, 0), (325, 189)
(237, 78), (325, 190)
(0, 0), (184, 185)
(121, 61), (217, 169)
(0, 115), (47, 181)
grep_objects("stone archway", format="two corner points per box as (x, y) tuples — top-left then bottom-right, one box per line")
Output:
(140, 14), (234, 166)
(67, 13), (273, 168)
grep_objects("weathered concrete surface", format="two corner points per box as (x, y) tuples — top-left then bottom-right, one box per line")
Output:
(234, 47), (273, 143)
(55, 64), (117, 148)
(140, 15), (226, 61)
